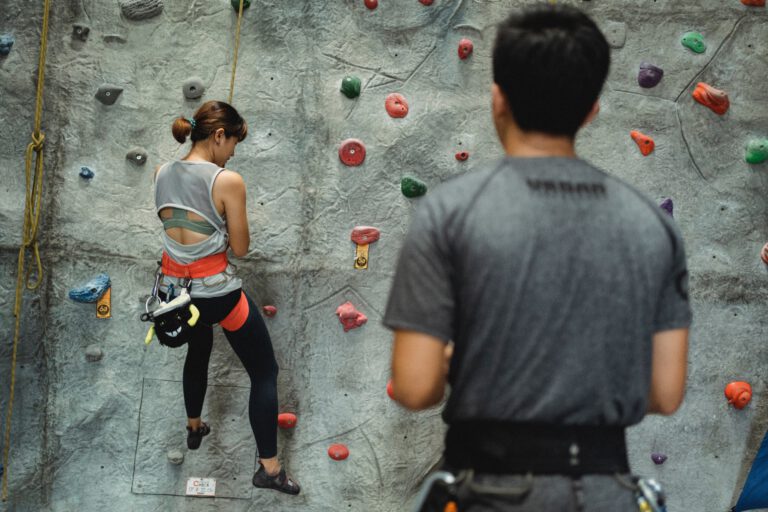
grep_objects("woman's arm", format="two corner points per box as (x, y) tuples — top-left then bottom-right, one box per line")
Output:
(216, 170), (250, 257)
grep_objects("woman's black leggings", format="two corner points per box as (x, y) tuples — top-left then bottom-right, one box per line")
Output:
(177, 288), (279, 459)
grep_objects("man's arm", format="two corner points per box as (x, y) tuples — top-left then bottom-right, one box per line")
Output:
(647, 328), (689, 415)
(391, 330), (453, 410)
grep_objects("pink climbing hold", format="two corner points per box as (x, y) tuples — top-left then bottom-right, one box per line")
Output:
(692, 82), (730, 115)
(364, 0), (378, 9)
(278, 412), (297, 429)
(336, 301), (367, 332)
(387, 380), (395, 400)
(761, 243), (768, 265)
(328, 443), (350, 461)
(458, 38), (474, 60)
(350, 226), (381, 245)
(455, 151), (469, 161)
(385, 93), (409, 118)
(263, 305), (277, 317)
(339, 139), (366, 167)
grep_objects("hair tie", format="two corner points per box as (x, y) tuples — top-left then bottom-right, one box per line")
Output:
(187, 118), (196, 130)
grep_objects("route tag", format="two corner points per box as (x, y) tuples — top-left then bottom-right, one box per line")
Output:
(185, 477), (216, 497)
(96, 287), (111, 319)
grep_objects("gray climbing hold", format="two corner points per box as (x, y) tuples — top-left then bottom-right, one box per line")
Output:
(167, 450), (184, 465)
(85, 345), (103, 362)
(72, 24), (90, 42)
(119, 0), (164, 20)
(103, 34), (127, 44)
(0, 35), (14, 56)
(126, 147), (148, 166)
(182, 77), (205, 100)
(69, 273), (111, 303)
(95, 84), (123, 105)
(603, 21), (626, 49)
(79, 166), (95, 180)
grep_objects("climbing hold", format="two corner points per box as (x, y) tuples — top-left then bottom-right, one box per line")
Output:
(85, 345), (103, 362)
(230, 0), (251, 10)
(681, 31), (706, 53)
(103, 34), (127, 44)
(385, 93), (409, 119)
(118, 0), (164, 20)
(262, 305), (277, 317)
(651, 453), (668, 465)
(630, 130), (655, 156)
(72, 24), (90, 42)
(339, 139), (366, 167)
(760, 243), (768, 265)
(444, 502), (458, 512)
(692, 82), (730, 115)
(455, 151), (469, 161)
(69, 273), (111, 303)
(401, 176), (428, 198)
(419, 0), (434, 4)
(336, 302), (368, 332)
(659, 198), (674, 217)
(364, 0), (378, 9)
(351, 226), (380, 270)
(637, 62), (664, 88)
(79, 166), (95, 180)
(726, 381), (752, 409)
(95, 84), (123, 106)
(458, 38), (474, 60)
(746, 139), (768, 164)
(182, 77), (205, 100)
(0, 35), (15, 56)
(126, 147), (148, 166)
(741, 0), (765, 5)
(328, 444), (350, 461)
(167, 449), (184, 465)
(603, 21), (627, 49)
(278, 413), (297, 429)
(340, 76), (362, 99)
(386, 380), (395, 400)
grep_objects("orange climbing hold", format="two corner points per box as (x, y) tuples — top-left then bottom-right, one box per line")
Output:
(630, 130), (655, 156)
(741, 0), (765, 6)
(387, 380), (395, 400)
(692, 82), (730, 115)
(444, 502), (458, 512)
(328, 444), (350, 461)
(725, 381), (752, 409)
(278, 412), (297, 429)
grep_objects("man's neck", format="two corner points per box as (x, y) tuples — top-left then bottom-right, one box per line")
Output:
(501, 130), (577, 158)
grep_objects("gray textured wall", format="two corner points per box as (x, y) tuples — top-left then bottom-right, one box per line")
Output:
(1, 0), (767, 511)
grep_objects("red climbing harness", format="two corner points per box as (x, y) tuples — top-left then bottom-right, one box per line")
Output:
(161, 251), (228, 278)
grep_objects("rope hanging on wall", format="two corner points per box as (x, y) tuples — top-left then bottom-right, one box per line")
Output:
(2, 0), (52, 502)
(228, 0), (246, 104)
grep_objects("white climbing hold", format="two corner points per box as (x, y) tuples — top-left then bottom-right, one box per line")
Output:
(119, 0), (163, 21)
(85, 345), (103, 362)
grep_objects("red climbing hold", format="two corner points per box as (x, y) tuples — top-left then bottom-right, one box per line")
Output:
(262, 305), (277, 317)
(419, 0), (434, 4)
(741, 0), (765, 6)
(385, 93), (409, 118)
(455, 151), (469, 161)
(630, 130), (655, 156)
(692, 82), (730, 115)
(339, 139), (366, 167)
(387, 380), (395, 400)
(761, 243), (768, 265)
(364, 0), (378, 9)
(350, 226), (381, 245)
(336, 301), (367, 332)
(278, 413), (297, 429)
(458, 38), (474, 60)
(328, 443), (350, 461)
(725, 381), (752, 409)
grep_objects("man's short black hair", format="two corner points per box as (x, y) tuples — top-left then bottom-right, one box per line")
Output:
(493, 4), (610, 137)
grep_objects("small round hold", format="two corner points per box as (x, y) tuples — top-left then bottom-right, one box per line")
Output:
(458, 38), (474, 60)
(364, 0), (378, 9)
(725, 381), (752, 409)
(401, 176), (427, 198)
(386, 380), (395, 400)
(385, 93), (409, 118)
(85, 345), (103, 362)
(278, 412), (297, 429)
(182, 77), (205, 100)
(340, 76), (362, 99)
(126, 147), (148, 166)
(651, 453), (667, 465)
(455, 151), (469, 161)
(761, 243), (768, 265)
(262, 305), (277, 317)
(328, 444), (350, 461)
(231, 0), (251, 10)
(339, 139), (366, 166)
(167, 449), (184, 465)
(79, 166), (95, 180)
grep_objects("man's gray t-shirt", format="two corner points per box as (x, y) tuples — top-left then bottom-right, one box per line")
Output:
(383, 157), (692, 427)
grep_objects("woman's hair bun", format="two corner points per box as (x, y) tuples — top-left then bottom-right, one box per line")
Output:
(171, 117), (193, 144)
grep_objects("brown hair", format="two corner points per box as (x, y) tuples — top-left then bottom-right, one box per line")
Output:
(172, 100), (248, 144)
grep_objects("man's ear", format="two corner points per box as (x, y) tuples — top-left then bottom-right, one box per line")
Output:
(491, 83), (509, 120)
(582, 100), (600, 127)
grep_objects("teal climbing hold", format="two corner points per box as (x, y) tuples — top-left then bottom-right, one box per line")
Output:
(401, 177), (427, 198)
(681, 31), (706, 53)
(340, 76), (362, 99)
(745, 139), (768, 164)
(231, 0), (250, 10)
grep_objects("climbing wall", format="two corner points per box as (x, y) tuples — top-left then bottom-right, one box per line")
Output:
(1, 0), (767, 511)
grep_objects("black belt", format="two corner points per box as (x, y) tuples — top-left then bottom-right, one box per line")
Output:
(445, 421), (629, 476)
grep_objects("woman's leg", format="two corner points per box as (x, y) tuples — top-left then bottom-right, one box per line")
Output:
(183, 322), (214, 429)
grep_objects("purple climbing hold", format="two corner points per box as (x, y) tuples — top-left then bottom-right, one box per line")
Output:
(638, 62), (664, 88)
(660, 198), (673, 217)
(651, 453), (668, 465)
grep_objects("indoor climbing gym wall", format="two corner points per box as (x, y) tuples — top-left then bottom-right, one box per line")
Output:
(1, 0), (767, 511)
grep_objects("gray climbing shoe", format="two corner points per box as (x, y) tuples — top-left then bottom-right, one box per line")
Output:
(252, 464), (300, 495)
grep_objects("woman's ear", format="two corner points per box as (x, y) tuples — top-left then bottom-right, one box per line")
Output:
(214, 127), (226, 144)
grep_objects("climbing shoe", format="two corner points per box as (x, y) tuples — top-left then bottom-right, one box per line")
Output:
(186, 422), (211, 450)
(252, 463), (301, 495)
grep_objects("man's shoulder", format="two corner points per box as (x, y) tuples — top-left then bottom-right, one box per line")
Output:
(421, 162), (507, 212)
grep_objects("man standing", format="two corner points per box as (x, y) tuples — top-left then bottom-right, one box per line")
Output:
(383, 5), (691, 511)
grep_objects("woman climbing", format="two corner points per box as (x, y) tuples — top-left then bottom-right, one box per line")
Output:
(153, 100), (300, 495)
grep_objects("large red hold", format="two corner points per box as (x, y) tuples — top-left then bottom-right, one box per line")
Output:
(741, 0), (765, 6)
(458, 38), (474, 59)
(328, 443), (350, 461)
(339, 139), (366, 166)
(385, 93), (409, 118)
(692, 82), (730, 115)
(278, 413), (297, 429)
(350, 226), (380, 245)
(336, 302), (367, 332)
(630, 130), (655, 156)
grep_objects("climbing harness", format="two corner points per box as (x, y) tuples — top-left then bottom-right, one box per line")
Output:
(635, 477), (667, 512)
(228, 0), (246, 103)
(2, 0), (52, 502)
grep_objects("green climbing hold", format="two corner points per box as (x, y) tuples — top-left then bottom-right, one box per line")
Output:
(340, 76), (362, 99)
(745, 139), (768, 164)
(231, 0), (250, 11)
(681, 32), (706, 53)
(401, 177), (427, 198)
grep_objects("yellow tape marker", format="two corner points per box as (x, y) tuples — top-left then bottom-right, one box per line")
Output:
(96, 287), (111, 319)
(354, 244), (370, 270)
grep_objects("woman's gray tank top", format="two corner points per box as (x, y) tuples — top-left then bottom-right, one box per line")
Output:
(154, 160), (242, 298)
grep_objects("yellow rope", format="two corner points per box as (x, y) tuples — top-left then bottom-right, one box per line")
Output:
(2, 0), (51, 501)
(228, 0), (246, 104)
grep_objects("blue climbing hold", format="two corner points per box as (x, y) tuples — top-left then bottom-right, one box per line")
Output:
(69, 273), (111, 303)
(79, 166), (95, 180)
(660, 198), (673, 217)
(0, 35), (14, 56)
